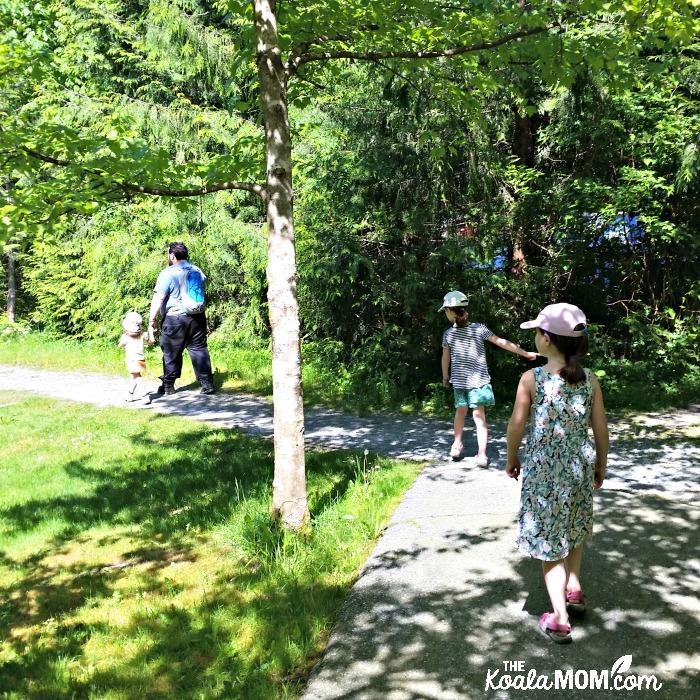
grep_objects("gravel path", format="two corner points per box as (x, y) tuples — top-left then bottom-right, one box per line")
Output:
(2, 363), (699, 496)
(0, 364), (456, 460)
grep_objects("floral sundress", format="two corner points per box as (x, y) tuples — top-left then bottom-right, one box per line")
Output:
(515, 366), (595, 562)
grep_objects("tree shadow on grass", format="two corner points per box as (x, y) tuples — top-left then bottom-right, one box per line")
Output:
(0, 551), (349, 698)
(0, 417), (373, 541)
(0, 414), (380, 698)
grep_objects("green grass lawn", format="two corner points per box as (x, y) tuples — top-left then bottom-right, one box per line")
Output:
(0, 391), (422, 699)
(0, 332), (342, 407)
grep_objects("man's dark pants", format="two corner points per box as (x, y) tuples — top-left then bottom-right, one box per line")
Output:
(160, 312), (213, 387)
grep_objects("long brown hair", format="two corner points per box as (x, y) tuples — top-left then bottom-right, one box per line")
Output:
(542, 325), (589, 384)
(449, 307), (470, 328)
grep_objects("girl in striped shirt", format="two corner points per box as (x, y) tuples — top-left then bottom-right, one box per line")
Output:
(440, 291), (537, 464)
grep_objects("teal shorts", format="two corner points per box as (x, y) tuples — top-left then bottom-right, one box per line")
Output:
(454, 383), (495, 409)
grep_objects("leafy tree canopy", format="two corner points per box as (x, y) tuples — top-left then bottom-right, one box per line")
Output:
(2, 0), (698, 244)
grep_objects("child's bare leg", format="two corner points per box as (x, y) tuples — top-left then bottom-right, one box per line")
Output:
(128, 373), (139, 395)
(565, 546), (584, 594)
(472, 405), (488, 458)
(542, 560), (569, 631)
(453, 406), (468, 447)
(134, 376), (146, 398)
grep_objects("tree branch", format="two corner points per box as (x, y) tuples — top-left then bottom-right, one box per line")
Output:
(287, 19), (566, 75)
(118, 180), (267, 200)
(20, 146), (268, 202)
(22, 147), (70, 167)
(292, 71), (328, 92)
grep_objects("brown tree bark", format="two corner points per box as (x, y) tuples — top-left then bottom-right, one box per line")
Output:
(510, 111), (535, 276)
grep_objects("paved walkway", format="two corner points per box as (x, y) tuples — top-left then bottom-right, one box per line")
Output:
(1, 365), (699, 699)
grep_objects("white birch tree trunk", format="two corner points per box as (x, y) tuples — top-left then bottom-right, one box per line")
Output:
(253, 0), (309, 529)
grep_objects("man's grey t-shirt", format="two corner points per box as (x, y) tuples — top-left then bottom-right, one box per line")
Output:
(154, 261), (207, 316)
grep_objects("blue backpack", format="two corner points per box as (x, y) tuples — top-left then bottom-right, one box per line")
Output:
(176, 264), (206, 314)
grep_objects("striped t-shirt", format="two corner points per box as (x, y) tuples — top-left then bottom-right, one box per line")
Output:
(442, 323), (494, 389)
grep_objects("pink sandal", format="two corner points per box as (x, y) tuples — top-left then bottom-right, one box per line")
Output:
(538, 612), (572, 645)
(450, 442), (463, 459)
(566, 590), (587, 615)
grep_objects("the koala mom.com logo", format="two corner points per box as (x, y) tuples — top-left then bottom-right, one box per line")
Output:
(485, 655), (662, 692)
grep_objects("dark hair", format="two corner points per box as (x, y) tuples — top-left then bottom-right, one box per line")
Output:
(168, 242), (189, 260)
(541, 325), (589, 384)
(449, 306), (470, 328)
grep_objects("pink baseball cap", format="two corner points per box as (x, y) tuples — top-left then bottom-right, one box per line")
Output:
(520, 303), (587, 337)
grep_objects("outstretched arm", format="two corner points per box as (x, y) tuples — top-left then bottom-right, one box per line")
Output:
(488, 335), (538, 361)
(506, 370), (535, 480)
(590, 374), (609, 489)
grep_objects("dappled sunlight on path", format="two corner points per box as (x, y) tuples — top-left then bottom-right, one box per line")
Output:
(304, 462), (700, 700)
(2, 365), (699, 480)
(0, 364), (456, 460)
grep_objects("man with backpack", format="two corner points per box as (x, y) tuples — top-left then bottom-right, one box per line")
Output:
(148, 241), (216, 395)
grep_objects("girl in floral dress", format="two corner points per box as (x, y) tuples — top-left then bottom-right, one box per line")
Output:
(506, 303), (609, 644)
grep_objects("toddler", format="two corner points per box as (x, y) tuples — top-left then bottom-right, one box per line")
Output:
(118, 311), (154, 406)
